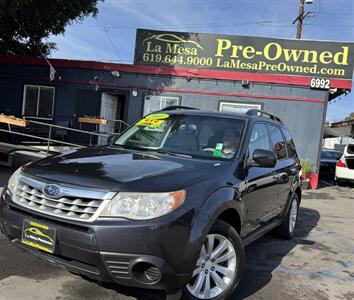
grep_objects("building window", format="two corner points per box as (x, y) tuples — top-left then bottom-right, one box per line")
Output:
(22, 85), (55, 119)
(143, 95), (180, 115)
(219, 101), (262, 114)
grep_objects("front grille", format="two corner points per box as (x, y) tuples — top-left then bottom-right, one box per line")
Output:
(346, 158), (354, 169)
(10, 175), (114, 222)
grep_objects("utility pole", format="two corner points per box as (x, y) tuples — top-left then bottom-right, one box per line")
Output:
(293, 0), (313, 39)
(296, 0), (305, 39)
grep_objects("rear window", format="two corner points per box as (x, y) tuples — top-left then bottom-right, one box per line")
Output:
(281, 127), (297, 158)
(321, 151), (342, 160)
(267, 124), (287, 160)
(347, 144), (354, 154)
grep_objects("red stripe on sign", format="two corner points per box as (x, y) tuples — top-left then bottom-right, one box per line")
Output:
(0, 56), (351, 90)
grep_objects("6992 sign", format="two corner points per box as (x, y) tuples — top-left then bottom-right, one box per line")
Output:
(310, 78), (331, 90)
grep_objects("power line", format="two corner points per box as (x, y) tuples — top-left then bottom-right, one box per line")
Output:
(103, 26), (122, 62)
(81, 20), (354, 31)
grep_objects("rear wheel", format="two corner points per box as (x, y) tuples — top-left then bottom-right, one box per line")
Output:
(184, 220), (245, 300)
(274, 193), (299, 239)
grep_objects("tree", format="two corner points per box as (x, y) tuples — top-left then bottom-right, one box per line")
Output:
(345, 112), (354, 121)
(0, 0), (103, 57)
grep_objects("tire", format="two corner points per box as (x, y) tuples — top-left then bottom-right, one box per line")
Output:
(183, 220), (245, 300)
(274, 193), (299, 239)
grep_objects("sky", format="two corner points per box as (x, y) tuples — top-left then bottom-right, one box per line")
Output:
(48, 0), (354, 122)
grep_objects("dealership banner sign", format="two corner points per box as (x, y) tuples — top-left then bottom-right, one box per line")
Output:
(134, 29), (354, 80)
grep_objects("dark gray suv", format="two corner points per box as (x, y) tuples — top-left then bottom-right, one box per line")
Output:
(0, 108), (301, 300)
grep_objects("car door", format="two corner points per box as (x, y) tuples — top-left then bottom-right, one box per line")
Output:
(267, 124), (293, 215)
(243, 122), (279, 236)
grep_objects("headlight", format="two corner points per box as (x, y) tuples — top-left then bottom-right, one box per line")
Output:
(100, 190), (186, 220)
(7, 167), (22, 195)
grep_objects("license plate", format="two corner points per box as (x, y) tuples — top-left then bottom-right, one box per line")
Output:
(21, 219), (56, 254)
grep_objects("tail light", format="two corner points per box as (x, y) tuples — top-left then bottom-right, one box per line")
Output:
(336, 160), (347, 168)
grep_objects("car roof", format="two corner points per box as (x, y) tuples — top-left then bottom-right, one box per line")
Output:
(157, 109), (283, 126)
(322, 148), (343, 153)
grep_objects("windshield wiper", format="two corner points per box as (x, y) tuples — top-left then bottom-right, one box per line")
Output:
(112, 144), (150, 152)
(157, 150), (192, 158)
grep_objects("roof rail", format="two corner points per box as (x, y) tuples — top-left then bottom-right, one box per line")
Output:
(246, 109), (283, 125)
(160, 106), (199, 111)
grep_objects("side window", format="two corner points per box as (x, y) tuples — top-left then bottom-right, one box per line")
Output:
(268, 124), (287, 160)
(282, 128), (297, 158)
(248, 123), (271, 158)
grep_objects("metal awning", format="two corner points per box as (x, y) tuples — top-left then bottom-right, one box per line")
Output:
(324, 125), (353, 138)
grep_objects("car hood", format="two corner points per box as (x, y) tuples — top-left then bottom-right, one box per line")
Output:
(23, 147), (229, 191)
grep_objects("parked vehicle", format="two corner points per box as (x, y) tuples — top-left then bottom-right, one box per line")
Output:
(319, 149), (343, 178)
(0, 108), (301, 300)
(335, 144), (354, 186)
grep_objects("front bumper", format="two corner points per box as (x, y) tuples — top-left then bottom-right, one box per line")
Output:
(0, 190), (202, 292)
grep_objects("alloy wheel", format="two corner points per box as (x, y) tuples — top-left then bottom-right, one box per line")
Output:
(187, 234), (237, 299)
(289, 200), (298, 233)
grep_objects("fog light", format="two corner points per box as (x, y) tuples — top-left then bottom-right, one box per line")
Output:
(132, 262), (161, 284)
(144, 265), (161, 282)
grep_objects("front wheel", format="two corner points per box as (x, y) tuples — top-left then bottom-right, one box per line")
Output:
(184, 220), (245, 300)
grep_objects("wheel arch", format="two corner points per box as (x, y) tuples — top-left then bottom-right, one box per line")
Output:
(294, 186), (302, 204)
(197, 187), (244, 243)
(217, 208), (242, 235)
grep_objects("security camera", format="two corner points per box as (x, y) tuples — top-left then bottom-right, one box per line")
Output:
(242, 80), (250, 88)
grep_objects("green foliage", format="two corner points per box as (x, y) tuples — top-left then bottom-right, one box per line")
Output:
(301, 159), (313, 176)
(0, 0), (103, 56)
(344, 112), (354, 121)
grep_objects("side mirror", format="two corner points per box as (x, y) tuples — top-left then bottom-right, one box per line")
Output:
(247, 149), (277, 168)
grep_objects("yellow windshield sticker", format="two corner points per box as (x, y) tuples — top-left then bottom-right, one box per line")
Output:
(136, 118), (165, 128)
(146, 113), (169, 120)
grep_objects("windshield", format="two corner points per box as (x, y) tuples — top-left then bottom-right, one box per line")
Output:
(114, 113), (245, 160)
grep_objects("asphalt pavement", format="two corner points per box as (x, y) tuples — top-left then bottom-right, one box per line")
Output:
(0, 167), (353, 300)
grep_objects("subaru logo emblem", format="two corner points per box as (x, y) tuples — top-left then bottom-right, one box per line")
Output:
(43, 184), (61, 198)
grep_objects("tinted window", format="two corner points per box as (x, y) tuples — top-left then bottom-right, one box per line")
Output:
(321, 151), (342, 160)
(282, 128), (297, 158)
(248, 123), (271, 158)
(348, 144), (354, 154)
(268, 124), (287, 159)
